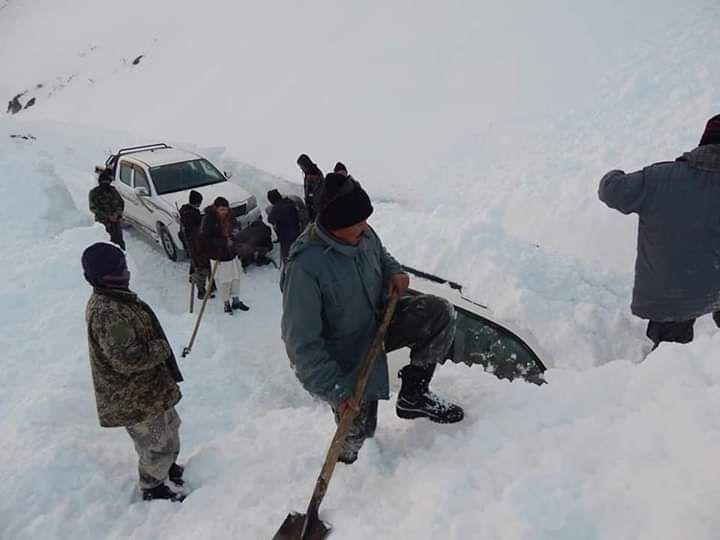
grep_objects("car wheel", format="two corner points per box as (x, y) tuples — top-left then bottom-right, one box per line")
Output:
(159, 225), (178, 261)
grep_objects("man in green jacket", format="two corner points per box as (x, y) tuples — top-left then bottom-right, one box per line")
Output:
(83, 242), (185, 501)
(281, 173), (463, 464)
(89, 167), (126, 250)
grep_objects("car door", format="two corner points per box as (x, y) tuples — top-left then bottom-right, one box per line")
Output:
(451, 303), (546, 385)
(130, 164), (157, 234)
(114, 160), (137, 223)
(404, 266), (547, 385)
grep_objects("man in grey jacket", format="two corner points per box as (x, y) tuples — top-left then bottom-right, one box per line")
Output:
(281, 173), (464, 464)
(598, 114), (720, 349)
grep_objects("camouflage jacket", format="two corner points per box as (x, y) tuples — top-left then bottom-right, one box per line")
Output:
(85, 287), (183, 427)
(89, 183), (124, 223)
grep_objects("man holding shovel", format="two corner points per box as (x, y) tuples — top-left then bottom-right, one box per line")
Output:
(281, 173), (464, 465)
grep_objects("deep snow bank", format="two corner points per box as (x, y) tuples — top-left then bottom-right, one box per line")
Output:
(1, 0), (720, 538)
(3, 118), (720, 540)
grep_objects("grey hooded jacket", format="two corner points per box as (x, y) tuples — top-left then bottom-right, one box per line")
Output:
(598, 144), (720, 321)
(280, 224), (405, 404)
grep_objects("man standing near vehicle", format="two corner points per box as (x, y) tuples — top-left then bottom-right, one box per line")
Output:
(179, 190), (213, 299)
(296, 153), (324, 221)
(266, 188), (301, 265)
(599, 114), (720, 350)
(82, 242), (186, 502)
(89, 167), (126, 250)
(281, 173), (464, 465)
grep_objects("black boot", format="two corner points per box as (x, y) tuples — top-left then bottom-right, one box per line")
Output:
(168, 463), (184, 486)
(231, 297), (250, 311)
(396, 365), (464, 424)
(197, 285), (216, 300)
(224, 301), (233, 315)
(142, 483), (185, 502)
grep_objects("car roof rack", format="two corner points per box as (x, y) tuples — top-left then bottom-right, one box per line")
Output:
(105, 143), (172, 167)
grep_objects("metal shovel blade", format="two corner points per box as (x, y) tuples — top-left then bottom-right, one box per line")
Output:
(273, 512), (331, 540)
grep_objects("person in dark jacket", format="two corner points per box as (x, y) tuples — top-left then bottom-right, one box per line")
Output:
(281, 173), (463, 465)
(200, 197), (249, 314)
(82, 242), (185, 502)
(297, 153), (324, 221)
(179, 190), (213, 299)
(234, 220), (275, 268)
(89, 167), (126, 250)
(334, 161), (348, 176)
(266, 189), (301, 264)
(598, 114), (720, 349)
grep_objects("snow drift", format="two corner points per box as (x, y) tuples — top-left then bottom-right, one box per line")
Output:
(1, 0), (720, 538)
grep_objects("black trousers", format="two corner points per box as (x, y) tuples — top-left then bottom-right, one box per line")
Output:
(647, 312), (720, 349)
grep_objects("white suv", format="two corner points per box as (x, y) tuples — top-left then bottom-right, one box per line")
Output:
(104, 143), (261, 260)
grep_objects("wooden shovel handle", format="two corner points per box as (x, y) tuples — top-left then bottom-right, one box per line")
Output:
(304, 293), (400, 523)
(182, 260), (219, 357)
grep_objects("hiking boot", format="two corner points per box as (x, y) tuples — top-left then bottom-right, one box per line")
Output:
(396, 365), (464, 424)
(231, 297), (250, 311)
(224, 301), (233, 315)
(142, 483), (185, 502)
(168, 463), (184, 486)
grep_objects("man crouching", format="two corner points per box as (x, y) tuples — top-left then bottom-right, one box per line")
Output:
(82, 242), (186, 501)
(281, 173), (463, 465)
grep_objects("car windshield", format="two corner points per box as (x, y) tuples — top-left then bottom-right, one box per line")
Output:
(150, 159), (226, 195)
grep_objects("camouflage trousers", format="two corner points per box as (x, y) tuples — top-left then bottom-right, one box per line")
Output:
(332, 401), (378, 461)
(190, 266), (210, 290)
(103, 220), (125, 251)
(125, 407), (181, 489)
(331, 294), (455, 460)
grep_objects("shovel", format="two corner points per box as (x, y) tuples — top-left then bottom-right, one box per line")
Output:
(181, 260), (219, 358)
(273, 293), (399, 540)
(189, 281), (195, 314)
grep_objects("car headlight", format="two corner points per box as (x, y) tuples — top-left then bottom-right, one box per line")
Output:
(246, 195), (257, 211)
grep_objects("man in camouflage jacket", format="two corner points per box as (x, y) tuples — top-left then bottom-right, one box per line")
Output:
(82, 242), (186, 502)
(89, 168), (126, 250)
(297, 153), (324, 221)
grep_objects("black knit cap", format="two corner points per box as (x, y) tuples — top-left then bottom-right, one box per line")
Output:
(214, 196), (229, 208)
(98, 168), (113, 183)
(189, 190), (202, 206)
(267, 189), (282, 204)
(81, 242), (126, 286)
(319, 173), (373, 230)
(334, 161), (347, 174)
(297, 153), (312, 168)
(700, 114), (720, 146)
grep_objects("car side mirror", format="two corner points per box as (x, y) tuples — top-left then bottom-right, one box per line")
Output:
(134, 186), (149, 197)
(224, 170), (233, 179)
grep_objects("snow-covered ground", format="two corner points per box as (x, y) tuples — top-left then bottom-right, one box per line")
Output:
(1, 1), (720, 538)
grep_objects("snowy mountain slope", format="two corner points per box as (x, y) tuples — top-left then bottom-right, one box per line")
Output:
(1, 0), (720, 538)
(1, 117), (719, 540)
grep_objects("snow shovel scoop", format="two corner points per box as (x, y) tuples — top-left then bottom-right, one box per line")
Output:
(273, 293), (399, 540)
(181, 260), (219, 358)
